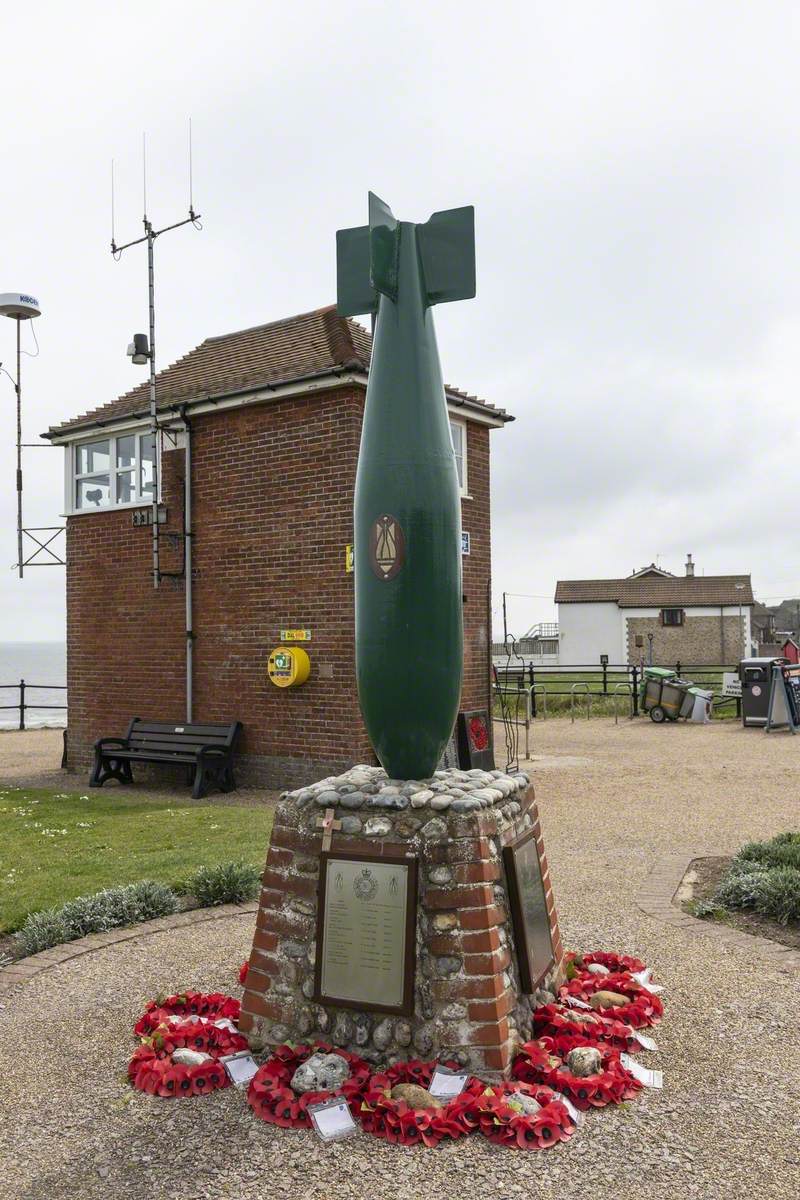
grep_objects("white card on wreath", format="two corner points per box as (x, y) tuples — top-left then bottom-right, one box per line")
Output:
(634, 1031), (658, 1052)
(429, 1066), (469, 1100)
(557, 1094), (583, 1125)
(565, 994), (592, 1010)
(620, 1053), (663, 1089)
(308, 1097), (358, 1143)
(220, 1051), (259, 1088)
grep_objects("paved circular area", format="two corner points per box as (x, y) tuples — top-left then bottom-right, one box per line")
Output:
(1, 719), (798, 1200)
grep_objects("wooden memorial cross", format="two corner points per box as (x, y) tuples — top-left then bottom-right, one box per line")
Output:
(316, 808), (342, 852)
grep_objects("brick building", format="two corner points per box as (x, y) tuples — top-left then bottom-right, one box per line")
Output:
(556, 557), (754, 666)
(45, 307), (511, 786)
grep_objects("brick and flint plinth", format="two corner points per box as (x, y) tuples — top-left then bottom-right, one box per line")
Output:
(240, 766), (565, 1078)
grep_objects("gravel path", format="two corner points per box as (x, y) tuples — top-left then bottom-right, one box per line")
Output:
(1, 719), (799, 1200)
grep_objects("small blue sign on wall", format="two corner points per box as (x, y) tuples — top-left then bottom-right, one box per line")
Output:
(461, 531), (471, 555)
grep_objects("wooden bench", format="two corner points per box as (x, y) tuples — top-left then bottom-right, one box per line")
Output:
(89, 718), (243, 799)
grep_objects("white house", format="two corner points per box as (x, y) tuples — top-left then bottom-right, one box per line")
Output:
(555, 557), (753, 667)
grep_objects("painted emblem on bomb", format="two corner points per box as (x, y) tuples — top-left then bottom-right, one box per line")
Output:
(369, 514), (405, 581)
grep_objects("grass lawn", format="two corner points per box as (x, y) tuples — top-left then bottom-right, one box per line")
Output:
(0, 786), (272, 933)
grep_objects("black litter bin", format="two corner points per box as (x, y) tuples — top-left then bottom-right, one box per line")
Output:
(739, 657), (786, 727)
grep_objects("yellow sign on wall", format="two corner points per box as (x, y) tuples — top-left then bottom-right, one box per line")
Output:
(345, 544), (354, 573)
(280, 629), (311, 642)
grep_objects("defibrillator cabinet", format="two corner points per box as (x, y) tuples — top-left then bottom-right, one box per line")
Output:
(267, 646), (310, 688)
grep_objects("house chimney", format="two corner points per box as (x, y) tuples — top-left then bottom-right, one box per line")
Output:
(686, 553), (695, 577)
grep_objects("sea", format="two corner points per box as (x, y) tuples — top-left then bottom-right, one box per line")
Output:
(0, 642), (67, 729)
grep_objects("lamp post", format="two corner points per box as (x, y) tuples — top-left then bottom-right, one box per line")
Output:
(0, 292), (42, 579)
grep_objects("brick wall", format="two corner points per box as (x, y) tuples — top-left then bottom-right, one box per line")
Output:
(625, 614), (745, 665)
(66, 386), (495, 786)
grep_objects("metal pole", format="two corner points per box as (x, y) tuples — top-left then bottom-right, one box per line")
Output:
(183, 412), (193, 722)
(502, 591), (508, 643)
(146, 223), (160, 589)
(16, 319), (23, 579)
(632, 663), (639, 716)
(19, 678), (25, 731)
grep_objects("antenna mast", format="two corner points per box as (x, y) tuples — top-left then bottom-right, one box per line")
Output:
(111, 122), (201, 589)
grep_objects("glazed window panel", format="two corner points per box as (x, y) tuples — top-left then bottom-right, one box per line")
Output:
(449, 418), (467, 494)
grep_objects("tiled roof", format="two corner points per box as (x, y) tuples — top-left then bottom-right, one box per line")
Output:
(45, 305), (510, 437)
(555, 576), (754, 607)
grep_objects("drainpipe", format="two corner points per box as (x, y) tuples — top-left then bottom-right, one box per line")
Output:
(180, 405), (194, 722)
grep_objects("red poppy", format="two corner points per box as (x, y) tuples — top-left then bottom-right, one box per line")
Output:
(238, 961), (249, 985)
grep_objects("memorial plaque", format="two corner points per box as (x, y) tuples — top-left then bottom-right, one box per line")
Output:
(503, 827), (554, 993)
(314, 851), (417, 1015)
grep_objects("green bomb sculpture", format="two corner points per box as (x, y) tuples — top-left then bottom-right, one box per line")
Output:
(337, 193), (475, 779)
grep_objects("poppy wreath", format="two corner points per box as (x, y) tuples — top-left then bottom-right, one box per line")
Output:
(457, 1081), (577, 1150)
(512, 1037), (640, 1110)
(360, 1060), (485, 1148)
(128, 1018), (249, 1098)
(567, 950), (647, 977)
(247, 1042), (371, 1130)
(559, 971), (663, 1029)
(238, 961), (249, 986)
(532, 1003), (644, 1051)
(134, 990), (241, 1038)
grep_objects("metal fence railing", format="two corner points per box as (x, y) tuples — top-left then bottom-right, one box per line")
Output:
(492, 661), (742, 722)
(0, 679), (67, 731)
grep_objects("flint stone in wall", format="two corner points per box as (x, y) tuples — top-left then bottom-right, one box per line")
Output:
(373, 1018), (394, 1050)
(332, 1012), (355, 1045)
(353, 1013), (371, 1046)
(314, 790), (341, 807)
(421, 818), (447, 840)
(413, 1024), (434, 1055)
(365, 816), (392, 837)
(441, 1002), (468, 1021)
(428, 865), (453, 885)
(395, 816), (422, 837)
(301, 977), (315, 999)
(297, 1006), (315, 1036)
(394, 1020), (412, 1047)
(368, 794), (409, 810)
(340, 816), (363, 834)
(290, 899), (315, 916)
(268, 1024), (291, 1044)
(339, 792), (366, 809)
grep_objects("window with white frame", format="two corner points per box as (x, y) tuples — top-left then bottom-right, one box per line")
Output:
(449, 418), (468, 495)
(73, 432), (156, 510)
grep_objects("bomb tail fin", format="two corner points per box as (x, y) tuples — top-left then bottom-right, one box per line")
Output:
(417, 205), (475, 306)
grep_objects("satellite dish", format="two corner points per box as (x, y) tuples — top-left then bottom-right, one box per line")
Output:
(0, 292), (41, 320)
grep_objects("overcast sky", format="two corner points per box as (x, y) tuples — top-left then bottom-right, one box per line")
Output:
(3, 1), (800, 643)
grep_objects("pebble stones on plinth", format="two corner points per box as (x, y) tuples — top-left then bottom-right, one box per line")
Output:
(239, 764), (565, 1078)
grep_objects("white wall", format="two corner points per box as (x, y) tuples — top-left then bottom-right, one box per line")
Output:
(557, 602), (624, 665)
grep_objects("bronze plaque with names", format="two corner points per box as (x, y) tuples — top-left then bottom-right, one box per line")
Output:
(314, 851), (417, 1015)
(503, 827), (554, 993)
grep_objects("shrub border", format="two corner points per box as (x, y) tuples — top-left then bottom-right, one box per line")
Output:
(0, 901), (258, 995)
(636, 853), (800, 974)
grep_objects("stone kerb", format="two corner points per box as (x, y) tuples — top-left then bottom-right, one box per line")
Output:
(240, 764), (565, 1079)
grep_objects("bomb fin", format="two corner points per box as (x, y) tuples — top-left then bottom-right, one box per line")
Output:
(336, 224), (377, 317)
(417, 205), (475, 306)
(368, 192), (400, 302)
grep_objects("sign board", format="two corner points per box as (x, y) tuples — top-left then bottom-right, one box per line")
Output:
(314, 852), (418, 1015)
(345, 544), (354, 573)
(131, 506), (167, 527)
(766, 662), (800, 734)
(456, 709), (494, 770)
(279, 628), (311, 642)
(503, 827), (554, 993)
(461, 531), (471, 555)
(600, 654), (609, 665)
(722, 672), (742, 698)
